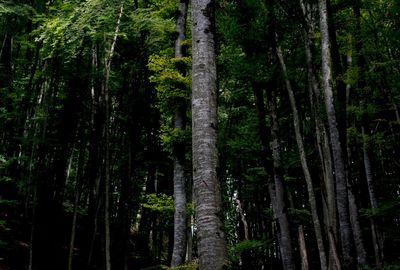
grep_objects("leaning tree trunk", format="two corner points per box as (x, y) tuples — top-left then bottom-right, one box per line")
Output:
(171, 0), (189, 266)
(191, 0), (227, 268)
(276, 45), (327, 270)
(318, 0), (355, 268)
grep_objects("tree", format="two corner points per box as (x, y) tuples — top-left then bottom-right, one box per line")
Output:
(318, 0), (355, 268)
(191, 0), (227, 267)
(171, 0), (190, 266)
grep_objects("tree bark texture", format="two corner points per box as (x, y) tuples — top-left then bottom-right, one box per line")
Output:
(171, 0), (189, 266)
(191, 0), (227, 268)
(267, 90), (296, 270)
(276, 45), (327, 270)
(318, 0), (355, 268)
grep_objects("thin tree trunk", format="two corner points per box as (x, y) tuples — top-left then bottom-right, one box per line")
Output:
(67, 137), (86, 270)
(276, 45), (327, 270)
(347, 184), (367, 267)
(298, 226), (309, 270)
(191, 0), (227, 267)
(0, 33), (7, 62)
(298, 2), (338, 254)
(252, 83), (294, 270)
(103, 5), (124, 270)
(171, 0), (189, 266)
(344, 54), (368, 268)
(318, 0), (355, 267)
(267, 89), (296, 270)
(236, 198), (249, 241)
(362, 126), (384, 267)
(288, 190), (309, 270)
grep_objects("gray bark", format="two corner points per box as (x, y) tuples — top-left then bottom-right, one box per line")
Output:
(347, 188), (367, 267)
(345, 53), (368, 268)
(267, 90), (296, 270)
(192, 0), (227, 267)
(236, 199), (249, 240)
(299, 0), (337, 243)
(171, 0), (189, 266)
(298, 225), (309, 270)
(318, 0), (355, 267)
(362, 126), (384, 267)
(276, 45), (327, 270)
(103, 5), (124, 270)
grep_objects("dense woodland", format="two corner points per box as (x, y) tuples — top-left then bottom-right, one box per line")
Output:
(0, 0), (400, 269)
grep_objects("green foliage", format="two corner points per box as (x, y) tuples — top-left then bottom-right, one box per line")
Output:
(0, 199), (16, 207)
(362, 264), (400, 270)
(347, 126), (385, 151)
(148, 48), (191, 155)
(288, 208), (311, 225)
(0, 155), (6, 169)
(0, 0), (35, 17)
(62, 201), (88, 216)
(143, 193), (174, 215)
(149, 54), (191, 110)
(343, 65), (360, 86)
(129, 8), (176, 49)
(229, 239), (271, 264)
(168, 261), (199, 270)
(359, 200), (400, 218)
(347, 104), (379, 122)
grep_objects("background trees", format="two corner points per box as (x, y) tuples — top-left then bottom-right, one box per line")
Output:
(0, 0), (399, 269)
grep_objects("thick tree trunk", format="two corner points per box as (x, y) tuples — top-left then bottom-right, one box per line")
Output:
(171, 0), (189, 266)
(191, 0), (227, 267)
(276, 45), (327, 270)
(318, 0), (355, 268)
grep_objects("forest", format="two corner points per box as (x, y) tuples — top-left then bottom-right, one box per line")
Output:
(0, 0), (399, 269)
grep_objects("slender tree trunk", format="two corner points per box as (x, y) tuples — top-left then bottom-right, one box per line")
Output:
(318, 0), (355, 267)
(191, 0), (227, 267)
(298, 226), (309, 270)
(236, 198), (249, 241)
(362, 126), (384, 267)
(344, 54), (368, 269)
(267, 89), (296, 270)
(171, 0), (189, 266)
(276, 45), (327, 270)
(252, 83), (294, 270)
(67, 141), (85, 270)
(298, 4), (342, 267)
(103, 5), (124, 270)
(288, 190), (309, 270)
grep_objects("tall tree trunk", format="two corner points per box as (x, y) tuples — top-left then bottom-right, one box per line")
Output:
(276, 45), (327, 270)
(298, 4), (342, 267)
(67, 139), (86, 270)
(103, 5), (124, 270)
(171, 0), (189, 266)
(318, 0), (355, 268)
(362, 126), (384, 267)
(344, 54), (368, 268)
(252, 82), (295, 270)
(267, 89), (296, 270)
(191, 0), (227, 268)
